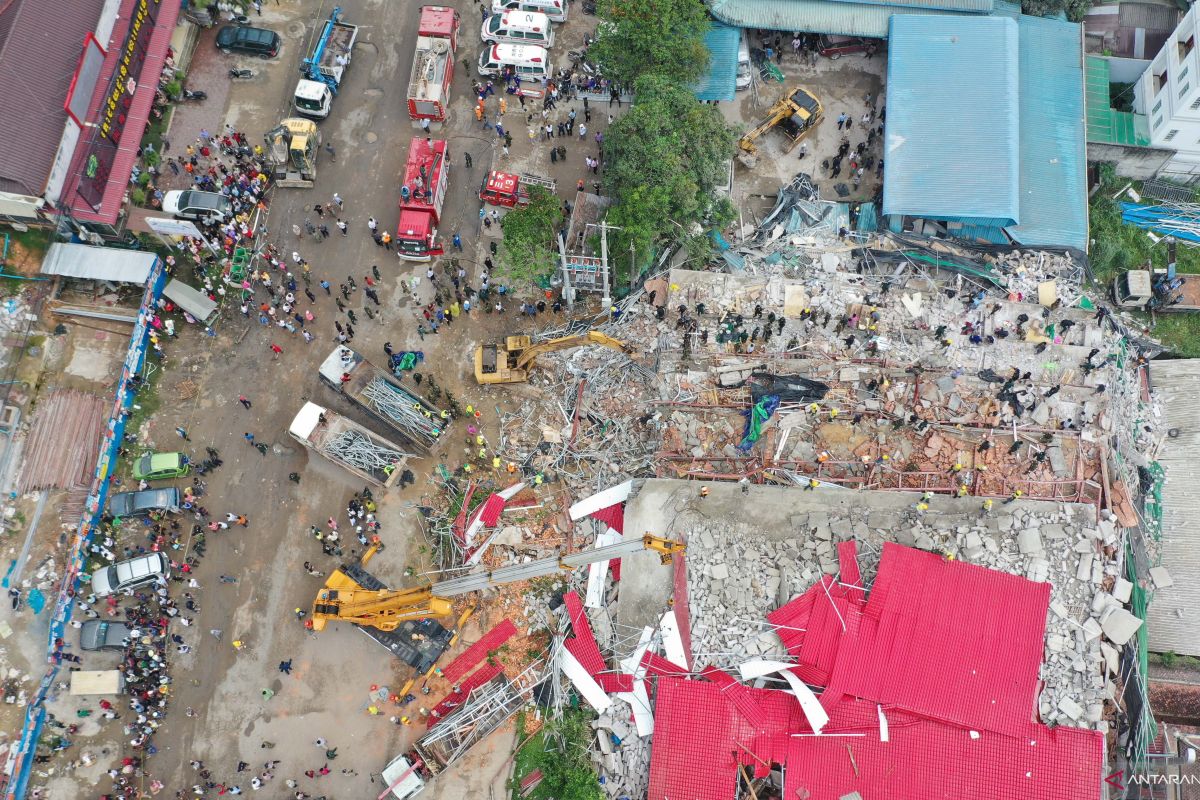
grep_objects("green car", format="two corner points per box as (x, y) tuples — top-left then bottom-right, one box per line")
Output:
(132, 452), (190, 481)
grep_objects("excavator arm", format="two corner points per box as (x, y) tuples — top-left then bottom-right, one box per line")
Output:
(514, 331), (630, 371)
(739, 102), (790, 155)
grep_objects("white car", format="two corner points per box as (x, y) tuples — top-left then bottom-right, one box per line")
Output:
(91, 552), (170, 597)
(162, 190), (232, 223)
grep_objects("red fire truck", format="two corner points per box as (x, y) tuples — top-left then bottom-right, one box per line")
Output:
(396, 138), (449, 261)
(479, 171), (556, 208)
(406, 6), (459, 122)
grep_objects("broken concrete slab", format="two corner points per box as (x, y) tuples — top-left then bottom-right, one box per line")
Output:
(1149, 566), (1174, 589)
(1100, 608), (1143, 646)
(1111, 578), (1132, 604)
(1017, 528), (1043, 554)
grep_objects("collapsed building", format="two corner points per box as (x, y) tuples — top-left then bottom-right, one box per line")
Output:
(415, 217), (1171, 798)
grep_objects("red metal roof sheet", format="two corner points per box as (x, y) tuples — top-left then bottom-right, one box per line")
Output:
(785, 717), (1105, 800)
(590, 502), (624, 533)
(821, 543), (1051, 737)
(639, 651), (688, 678)
(439, 618), (516, 685)
(596, 672), (634, 693)
(562, 591), (606, 675)
(65, 0), (181, 223)
(427, 661), (503, 728)
(474, 493), (507, 527)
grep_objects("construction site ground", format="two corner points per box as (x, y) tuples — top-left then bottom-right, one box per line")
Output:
(0, 0), (618, 796)
(726, 46), (888, 222)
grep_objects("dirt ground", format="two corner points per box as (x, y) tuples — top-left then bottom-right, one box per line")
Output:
(0, 3), (895, 798)
(724, 44), (888, 223)
(8, 0), (616, 797)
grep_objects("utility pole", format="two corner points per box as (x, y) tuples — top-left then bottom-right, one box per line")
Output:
(556, 232), (574, 310)
(629, 241), (636, 294)
(599, 221), (612, 310)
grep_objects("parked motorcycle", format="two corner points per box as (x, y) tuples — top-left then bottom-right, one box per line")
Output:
(178, 88), (207, 102)
(229, 68), (254, 80)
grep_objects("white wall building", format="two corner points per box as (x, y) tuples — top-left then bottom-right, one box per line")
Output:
(1136, 3), (1200, 181)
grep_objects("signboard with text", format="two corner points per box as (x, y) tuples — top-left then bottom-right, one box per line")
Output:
(74, 0), (163, 211)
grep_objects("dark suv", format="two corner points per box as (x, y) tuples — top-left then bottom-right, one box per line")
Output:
(216, 25), (281, 57)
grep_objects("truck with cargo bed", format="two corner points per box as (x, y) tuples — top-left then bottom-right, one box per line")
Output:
(288, 402), (410, 488)
(318, 346), (449, 452)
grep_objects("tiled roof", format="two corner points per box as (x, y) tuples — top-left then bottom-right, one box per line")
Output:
(0, 0), (107, 195)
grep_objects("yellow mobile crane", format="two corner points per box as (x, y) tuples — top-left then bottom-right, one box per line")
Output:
(738, 87), (824, 166)
(311, 534), (684, 631)
(473, 330), (631, 385)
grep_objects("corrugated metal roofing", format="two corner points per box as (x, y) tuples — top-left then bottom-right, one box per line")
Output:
(1146, 359), (1200, 656)
(40, 243), (156, 283)
(162, 279), (217, 322)
(1086, 56), (1151, 146)
(1117, 1), (1177, 31)
(694, 22), (740, 103)
(882, 16), (1021, 224)
(785, 716), (1105, 800)
(0, 0), (107, 196)
(1004, 15), (1088, 251)
(708, 0), (986, 38)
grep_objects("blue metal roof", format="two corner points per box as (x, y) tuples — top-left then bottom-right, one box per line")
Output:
(1004, 15), (1088, 251)
(882, 16), (1021, 224)
(707, 0), (989, 37)
(694, 22), (740, 102)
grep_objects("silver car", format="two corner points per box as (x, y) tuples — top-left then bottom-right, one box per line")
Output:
(108, 488), (180, 517)
(80, 620), (132, 651)
(90, 552), (169, 597)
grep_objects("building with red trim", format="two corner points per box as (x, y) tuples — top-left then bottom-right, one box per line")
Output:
(0, 0), (181, 236)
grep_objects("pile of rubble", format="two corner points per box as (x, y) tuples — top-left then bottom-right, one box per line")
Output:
(680, 491), (1139, 733)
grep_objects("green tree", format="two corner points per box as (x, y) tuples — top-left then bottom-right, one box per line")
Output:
(587, 0), (710, 87)
(510, 710), (604, 800)
(601, 74), (736, 279)
(496, 186), (564, 285)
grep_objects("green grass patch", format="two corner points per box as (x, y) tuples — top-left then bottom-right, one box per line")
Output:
(3, 227), (51, 264)
(510, 708), (603, 800)
(119, 359), (165, 481)
(1089, 166), (1200, 355)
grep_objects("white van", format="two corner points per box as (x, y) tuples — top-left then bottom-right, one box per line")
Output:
(477, 43), (550, 81)
(736, 31), (752, 90)
(491, 0), (565, 24)
(482, 10), (554, 48)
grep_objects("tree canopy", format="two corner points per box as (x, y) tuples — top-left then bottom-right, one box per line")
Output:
(587, 0), (711, 87)
(600, 75), (736, 278)
(495, 186), (564, 284)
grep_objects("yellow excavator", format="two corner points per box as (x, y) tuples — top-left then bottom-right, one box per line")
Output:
(738, 87), (823, 166)
(311, 534), (684, 631)
(265, 118), (320, 188)
(474, 331), (631, 385)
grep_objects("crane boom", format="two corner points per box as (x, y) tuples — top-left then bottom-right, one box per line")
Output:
(311, 535), (682, 630)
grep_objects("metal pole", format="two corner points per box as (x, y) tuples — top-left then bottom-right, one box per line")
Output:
(599, 222), (612, 309)
(557, 232), (574, 310)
